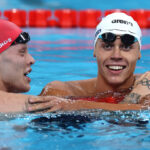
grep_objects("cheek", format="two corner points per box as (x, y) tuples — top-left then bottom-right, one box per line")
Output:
(1, 57), (25, 77)
(96, 51), (108, 67)
(96, 55), (102, 68)
(127, 53), (139, 66)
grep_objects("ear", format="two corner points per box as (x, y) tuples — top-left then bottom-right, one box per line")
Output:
(138, 51), (141, 60)
(93, 48), (96, 57)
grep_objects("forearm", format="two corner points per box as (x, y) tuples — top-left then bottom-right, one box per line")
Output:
(63, 100), (142, 111)
(0, 91), (30, 113)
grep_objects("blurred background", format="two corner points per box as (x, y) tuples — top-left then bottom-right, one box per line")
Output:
(0, 0), (149, 10)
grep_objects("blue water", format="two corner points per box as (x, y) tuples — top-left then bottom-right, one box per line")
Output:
(0, 0), (150, 10)
(0, 28), (150, 150)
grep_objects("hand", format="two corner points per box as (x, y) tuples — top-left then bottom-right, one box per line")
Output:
(139, 94), (150, 109)
(25, 96), (76, 113)
(120, 72), (150, 104)
(133, 71), (150, 97)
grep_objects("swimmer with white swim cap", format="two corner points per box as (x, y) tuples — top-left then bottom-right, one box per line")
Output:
(28, 12), (150, 112)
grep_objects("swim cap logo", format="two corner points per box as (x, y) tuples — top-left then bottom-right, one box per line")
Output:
(95, 29), (101, 38)
(0, 38), (12, 49)
(112, 19), (133, 26)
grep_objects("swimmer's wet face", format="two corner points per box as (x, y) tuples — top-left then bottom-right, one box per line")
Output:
(0, 42), (35, 93)
(0, 19), (35, 93)
(95, 35), (141, 86)
(93, 12), (142, 89)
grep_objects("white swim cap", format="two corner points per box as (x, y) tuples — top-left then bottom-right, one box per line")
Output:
(94, 12), (142, 49)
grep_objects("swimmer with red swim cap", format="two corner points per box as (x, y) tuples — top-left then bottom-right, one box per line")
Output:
(0, 19), (62, 113)
(0, 19), (33, 93)
(27, 12), (150, 112)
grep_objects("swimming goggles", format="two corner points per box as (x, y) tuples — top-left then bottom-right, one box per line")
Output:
(98, 32), (138, 46)
(11, 32), (30, 45)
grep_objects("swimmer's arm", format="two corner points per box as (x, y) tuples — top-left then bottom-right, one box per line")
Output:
(0, 91), (30, 113)
(0, 91), (53, 113)
(27, 96), (143, 112)
(118, 71), (150, 105)
(119, 92), (141, 104)
(63, 100), (143, 111)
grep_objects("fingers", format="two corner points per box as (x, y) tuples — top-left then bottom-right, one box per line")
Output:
(135, 71), (150, 83)
(26, 97), (66, 113)
(28, 96), (56, 104)
(134, 71), (150, 88)
(26, 101), (53, 112)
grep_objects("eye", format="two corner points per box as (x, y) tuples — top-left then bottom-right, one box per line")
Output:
(19, 49), (26, 56)
(120, 44), (132, 51)
(102, 43), (113, 51)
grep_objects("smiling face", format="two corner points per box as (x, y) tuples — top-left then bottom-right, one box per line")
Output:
(94, 36), (141, 90)
(0, 44), (35, 93)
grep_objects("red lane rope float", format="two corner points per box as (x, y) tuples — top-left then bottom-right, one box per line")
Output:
(4, 9), (27, 27)
(104, 9), (128, 16)
(29, 9), (51, 27)
(54, 9), (77, 28)
(48, 19), (58, 27)
(1, 9), (150, 28)
(129, 9), (150, 28)
(79, 9), (101, 28)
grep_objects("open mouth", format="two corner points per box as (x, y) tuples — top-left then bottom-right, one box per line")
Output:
(24, 70), (31, 77)
(106, 65), (126, 71)
(24, 72), (29, 77)
(24, 70), (31, 82)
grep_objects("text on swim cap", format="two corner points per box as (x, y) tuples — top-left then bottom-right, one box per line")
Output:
(112, 19), (133, 26)
(95, 29), (101, 38)
(0, 38), (12, 49)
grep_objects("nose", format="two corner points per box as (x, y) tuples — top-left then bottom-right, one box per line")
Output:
(28, 53), (35, 65)
(111, 45), (122, 61)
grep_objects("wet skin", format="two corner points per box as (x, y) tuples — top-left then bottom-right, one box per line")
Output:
(0, 43), (35, 93)
(94, 37), (141, 92)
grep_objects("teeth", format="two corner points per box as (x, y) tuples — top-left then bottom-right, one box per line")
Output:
(108, 66), (124, 70)
(24, 72), (29, 76)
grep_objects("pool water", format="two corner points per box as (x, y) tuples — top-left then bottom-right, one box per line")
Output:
(1, 28), (150, 150)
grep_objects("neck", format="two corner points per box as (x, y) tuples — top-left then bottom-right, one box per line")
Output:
(95, 74), (135, 93)
(0, 81), (8, 92)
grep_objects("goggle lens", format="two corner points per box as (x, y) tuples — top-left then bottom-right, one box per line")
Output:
(11, 32), (30, 46)
(99, 32), (138, 46)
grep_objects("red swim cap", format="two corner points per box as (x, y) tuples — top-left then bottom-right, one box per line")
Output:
(0, 19), (22, 53)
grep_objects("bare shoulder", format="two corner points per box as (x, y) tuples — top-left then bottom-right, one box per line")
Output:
(40, 78), (96, 97)
(40, 80), (69, 96)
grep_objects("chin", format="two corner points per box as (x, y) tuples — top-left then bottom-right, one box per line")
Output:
(24, 86), (30, 92)
(18, 85), (30, 93)
(106, 78), (126, 87)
